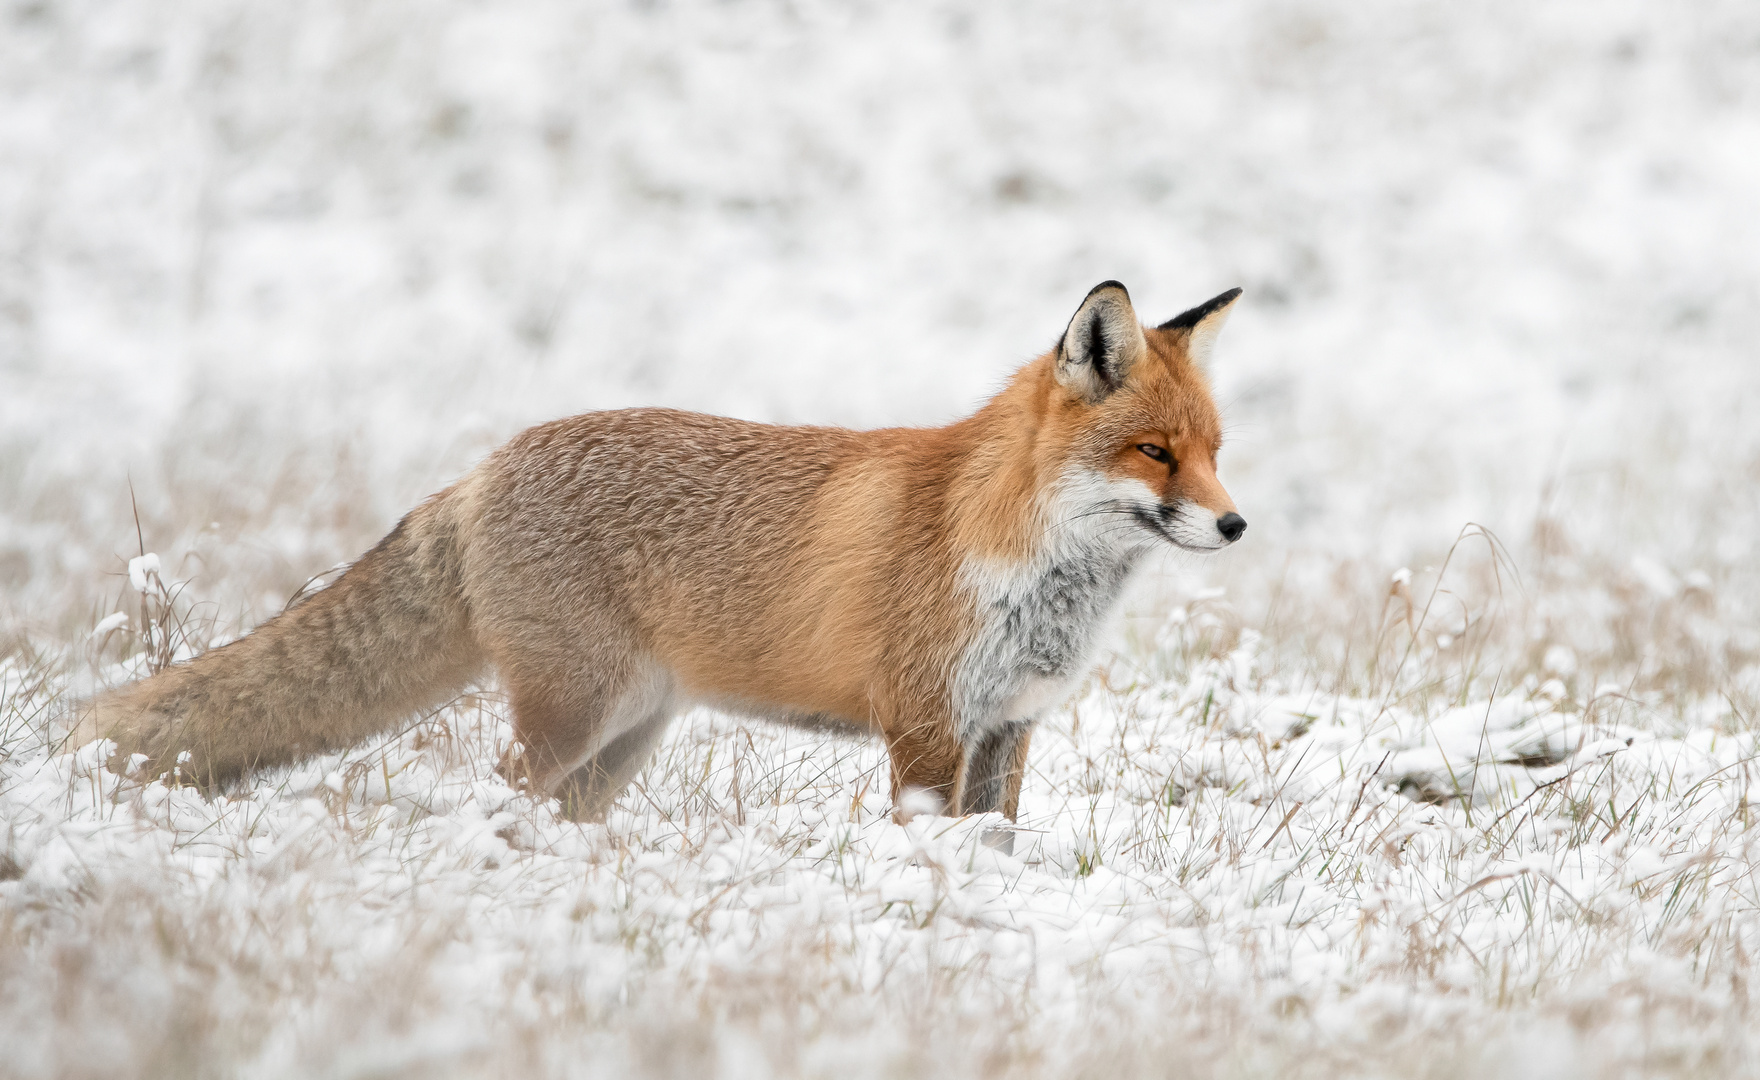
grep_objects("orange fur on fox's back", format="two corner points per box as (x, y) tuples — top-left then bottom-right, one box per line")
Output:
(74, 281), (1247, 825)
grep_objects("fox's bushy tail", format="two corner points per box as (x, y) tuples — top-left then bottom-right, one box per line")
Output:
(75, 494), (485, 786)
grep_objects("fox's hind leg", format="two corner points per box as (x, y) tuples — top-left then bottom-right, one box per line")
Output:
(553, 709), (675, 822)
(496, 651), (672, 803)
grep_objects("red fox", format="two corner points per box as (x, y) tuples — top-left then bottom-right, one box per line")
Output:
(75, 282), (1245, 823)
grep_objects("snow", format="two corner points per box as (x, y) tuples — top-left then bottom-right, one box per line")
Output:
(88, 611), (128, 638)
(5, 642), (1756, 1075)
(3, 0), (1759, 1075)
(125, 552), (159, 593)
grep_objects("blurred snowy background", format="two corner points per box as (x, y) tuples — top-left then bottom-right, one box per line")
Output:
(4, 0), (1756, 652)
(4, 1), (1760, 1076)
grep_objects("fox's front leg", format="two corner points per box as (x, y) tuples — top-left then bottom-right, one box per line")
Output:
(965, 722), (1033, 854)
(964, 721), (1032, 819)
(883, 711), (966, 821)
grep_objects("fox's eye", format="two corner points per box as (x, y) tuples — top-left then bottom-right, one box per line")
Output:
(1137, 443), (1173, 466)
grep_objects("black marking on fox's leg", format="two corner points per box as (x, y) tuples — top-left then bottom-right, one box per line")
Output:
(556, 711), (673, 822)
(964, 721), (1030, 814)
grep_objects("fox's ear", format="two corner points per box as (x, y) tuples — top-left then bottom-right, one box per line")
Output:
(1157, 287), (1243, 369)
(1056, 281), (1148, 403)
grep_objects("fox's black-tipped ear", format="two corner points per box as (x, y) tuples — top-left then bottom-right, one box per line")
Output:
(1056, 281), (1148, 403)
(1157, 287), (1243, 369)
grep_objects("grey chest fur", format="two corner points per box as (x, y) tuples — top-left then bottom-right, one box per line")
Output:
(952, 546), (1140, 740)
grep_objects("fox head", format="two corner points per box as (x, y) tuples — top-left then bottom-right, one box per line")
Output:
(1043, 280), (1245, 553)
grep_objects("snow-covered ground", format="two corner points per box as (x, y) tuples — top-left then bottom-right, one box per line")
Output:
(3, 1), (1758, 1076)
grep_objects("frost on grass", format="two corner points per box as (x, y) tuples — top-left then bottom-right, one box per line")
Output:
(4, 584), (1757, 1078)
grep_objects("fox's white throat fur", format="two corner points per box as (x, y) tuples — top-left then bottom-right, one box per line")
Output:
(953, 470), (1152, 744)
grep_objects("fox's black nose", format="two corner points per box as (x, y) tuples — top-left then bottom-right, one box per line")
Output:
(1216, 513), (1247, 543)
